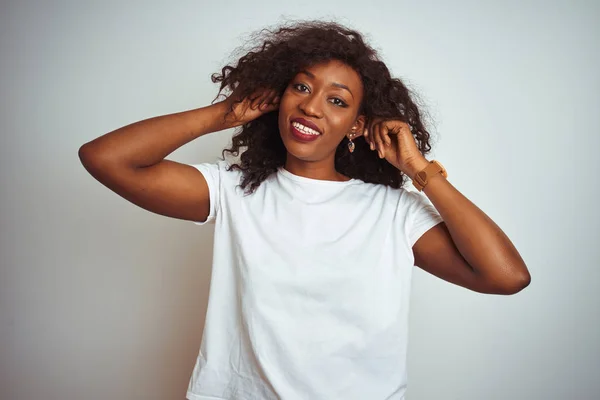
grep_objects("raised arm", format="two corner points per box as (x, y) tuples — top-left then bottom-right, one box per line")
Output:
(78, 102), (229, 222)
(78, 90), (280, 222)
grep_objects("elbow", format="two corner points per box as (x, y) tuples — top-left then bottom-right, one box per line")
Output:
(475, 262), (531, 295)
(497, 266), (531, 295)
(78, 142), (103, 175)
(78, 142), (94, 168)
(78, 142), (119, 178)
(78, 140), (108, 165)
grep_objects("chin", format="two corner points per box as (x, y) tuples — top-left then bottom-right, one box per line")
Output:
(280, 136), (320, 161)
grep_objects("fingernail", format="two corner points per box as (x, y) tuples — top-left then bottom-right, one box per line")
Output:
(370, 143), (375, 151)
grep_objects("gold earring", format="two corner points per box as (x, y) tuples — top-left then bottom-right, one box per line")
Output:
(348, 133), (355, 153)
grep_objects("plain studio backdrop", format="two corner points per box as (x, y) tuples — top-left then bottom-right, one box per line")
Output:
(1, 0), (598, 399)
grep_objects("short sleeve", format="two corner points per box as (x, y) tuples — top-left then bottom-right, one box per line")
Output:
(403, 190), (444, 247)
(189, 162), (222, 225)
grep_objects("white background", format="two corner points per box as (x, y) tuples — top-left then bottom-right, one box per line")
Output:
(1, 0), (598, 399)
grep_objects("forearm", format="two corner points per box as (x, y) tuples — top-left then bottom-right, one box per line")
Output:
(79, 100), (231, 168)
(411, 162), (530, 284)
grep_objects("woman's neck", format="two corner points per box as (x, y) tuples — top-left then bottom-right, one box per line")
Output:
(284, 154), (351, 182)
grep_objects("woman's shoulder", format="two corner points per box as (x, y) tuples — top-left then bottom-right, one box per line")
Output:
(353, 178), (412, 197)
(189, 158), (245, 193)
(195, 159), (242, 178)
(341, 178), (418, 209)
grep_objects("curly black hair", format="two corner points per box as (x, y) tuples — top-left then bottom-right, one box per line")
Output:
(211, 19), (433, 194)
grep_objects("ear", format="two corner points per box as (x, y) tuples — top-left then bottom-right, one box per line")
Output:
(347, 115), (367, 139)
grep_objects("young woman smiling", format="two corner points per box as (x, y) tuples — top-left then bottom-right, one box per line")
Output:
(79, 20), (530, 400)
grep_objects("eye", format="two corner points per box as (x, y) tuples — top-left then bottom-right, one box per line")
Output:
(293, 83), (309, 92)
(330, 97), (348, 108)
(292, 83), (348, 108)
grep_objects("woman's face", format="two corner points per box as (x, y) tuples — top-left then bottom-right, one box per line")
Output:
(278, 59), (365, 163)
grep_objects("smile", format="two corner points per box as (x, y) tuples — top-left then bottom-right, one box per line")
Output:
(291, 121), (321, 135)
(290, 121), (321, 142)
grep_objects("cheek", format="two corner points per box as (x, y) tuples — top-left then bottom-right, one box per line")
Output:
(279, 89), (295, 109)
(328, 115), (352, 134)
(278, 90), (290, 109)
(277, 94), (294, 132)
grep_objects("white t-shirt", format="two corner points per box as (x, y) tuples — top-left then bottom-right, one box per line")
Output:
(186, 160), (443, 400)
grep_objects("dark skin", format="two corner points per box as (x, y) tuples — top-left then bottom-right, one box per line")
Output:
(277, 60), (366, 181)
(78, 59), (530, 295)
(278, 60), (530, 295)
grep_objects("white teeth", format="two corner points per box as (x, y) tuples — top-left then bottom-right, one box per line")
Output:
(292, 121), (320, 135)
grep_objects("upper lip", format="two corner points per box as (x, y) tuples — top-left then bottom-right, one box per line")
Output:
(291, 117), (322, 134)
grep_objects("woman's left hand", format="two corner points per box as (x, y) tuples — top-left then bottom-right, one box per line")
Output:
(364, 118), (429, 178)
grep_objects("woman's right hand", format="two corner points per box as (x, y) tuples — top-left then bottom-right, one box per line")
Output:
(223, 88), (280, 128)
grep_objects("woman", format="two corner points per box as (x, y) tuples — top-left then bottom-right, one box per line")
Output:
(79, 20), (530, 400)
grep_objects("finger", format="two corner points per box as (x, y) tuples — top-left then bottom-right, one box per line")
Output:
(256, 92), (269, 109)
(235, 96), (251, 115)
(379, 124), (390, 158)
(364, 128), (374, 150)
(248, 95), (260, 110)
(369, 122), (378, 151)
(248, 89), (262, 101)
(258, 96), (270, 110)
(364, 124), (371, 147)
(265, 90), (279, 106)
(375, 123), (385, 158)
(262, 90), (281, 110)
(262, 91), (279, 109)
(383, 123), (392, 146)
(261, 90), (275, 104)
(368, 125), (376, 151)
(251, 89), (271, 109)
(261, 95), (280, 112)
(367, 120), (378, 142)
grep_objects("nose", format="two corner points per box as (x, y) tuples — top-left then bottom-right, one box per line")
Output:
(298, 93), (323, 118)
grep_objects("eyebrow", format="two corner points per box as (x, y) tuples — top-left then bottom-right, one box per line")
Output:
(299, 70), (354, 99)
